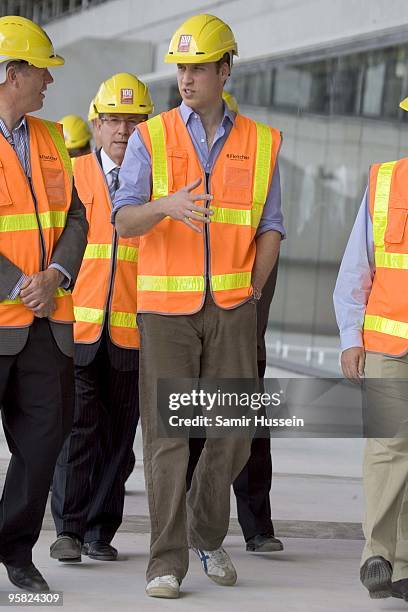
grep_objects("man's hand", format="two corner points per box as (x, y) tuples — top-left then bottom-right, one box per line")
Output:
(160, 178), (213, 233)
(20, 269), (62, 318)
(341, 347), (366, 383)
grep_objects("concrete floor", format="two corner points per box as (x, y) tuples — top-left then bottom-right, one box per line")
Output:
(1, 534), (405, 612)
(0, 363), (377, 611)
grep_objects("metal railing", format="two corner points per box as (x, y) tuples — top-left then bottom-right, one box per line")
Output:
(0, 0), (109, 24)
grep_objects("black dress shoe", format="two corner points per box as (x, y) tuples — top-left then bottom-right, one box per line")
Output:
(82, 541), (118, 561)
(4, 562), (49, 592)
(360, 556), (392, 599)
(246, 534), (284, 552)
(50, 535), (82, 563)
(392, 579), (408, 601)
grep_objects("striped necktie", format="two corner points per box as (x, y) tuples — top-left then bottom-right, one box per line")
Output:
(108, 166), (120, 201)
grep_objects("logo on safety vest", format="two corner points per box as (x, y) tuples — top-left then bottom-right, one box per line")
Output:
(40, 154), (57, 162)
(120, 88), (134, 104)
(226, 153), (250, 161)
(178, 35), (192, 52)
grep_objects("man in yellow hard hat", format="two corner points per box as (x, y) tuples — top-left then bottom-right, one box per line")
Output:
(114, 14), (284, 598)
(50, 73), (152, 565)
(0, 16), (87, 592)
(59, 114), (92, 158)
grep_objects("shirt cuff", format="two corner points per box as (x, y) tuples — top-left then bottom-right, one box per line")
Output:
(7, 274), (30, 299)
(340, 330), (364, 352)
(49, 264), (71, 289)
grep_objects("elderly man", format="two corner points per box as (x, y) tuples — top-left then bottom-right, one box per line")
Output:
(50, 74), (152, 564)
(0, 16), (87, 592)
(114, 13), (283, 599)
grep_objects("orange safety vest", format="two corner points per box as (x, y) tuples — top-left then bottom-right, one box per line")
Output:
(137, 108), (281, 314)
(0, 115), (74, 328)
(73, 153), (139, 349)
(363, 157), (408, 355)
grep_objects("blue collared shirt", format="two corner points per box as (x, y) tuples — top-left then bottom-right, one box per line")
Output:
(333, 187), (375, 351)
(112, 101), (285, 238)
(0, 116), (71, 297)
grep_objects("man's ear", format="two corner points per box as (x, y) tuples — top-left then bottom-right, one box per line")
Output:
(221, 61), (230, 84)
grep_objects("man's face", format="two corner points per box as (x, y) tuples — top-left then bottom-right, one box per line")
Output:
(97, 113), (146, 165)
(177, 61), (228, 111)
(15, 65), (54, 113)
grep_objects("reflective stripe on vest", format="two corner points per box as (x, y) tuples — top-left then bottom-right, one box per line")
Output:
(1, 287), (70, 306)
(74, 305), (137, 329)
(371, 160), (406, 268)
(146, 115), (273, 227)
(0, 210), (67, 232)
(364, 314), (408, 340)
(137, 271), (250, 293)
(149, 115), (168, 199)
(83, 243), (138, 263)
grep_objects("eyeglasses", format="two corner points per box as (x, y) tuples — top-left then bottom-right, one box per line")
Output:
(100, 117), (141, 131)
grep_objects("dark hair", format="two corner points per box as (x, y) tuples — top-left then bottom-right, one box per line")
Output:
(215, 53), (231, 74)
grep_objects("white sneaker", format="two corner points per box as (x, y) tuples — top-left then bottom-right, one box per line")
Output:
(193, 546), (237, 586)
(145, 574), (180, 599)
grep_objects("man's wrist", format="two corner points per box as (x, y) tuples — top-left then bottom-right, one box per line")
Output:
(46, 267), (64, 287)
(252, 286), (262, 301)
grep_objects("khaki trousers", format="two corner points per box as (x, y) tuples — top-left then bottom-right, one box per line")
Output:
(361, 351), (408, 579)
(138, 295), (258, 582)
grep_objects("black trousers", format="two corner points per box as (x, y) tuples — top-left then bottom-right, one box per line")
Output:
(51, 333), (139, 543)
(0, 319), (74, 565)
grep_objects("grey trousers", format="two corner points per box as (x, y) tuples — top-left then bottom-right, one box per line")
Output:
(361, 352), (408, 579)
(138, 294), (258, 582)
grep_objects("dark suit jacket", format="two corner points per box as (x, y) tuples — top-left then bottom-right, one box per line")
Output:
(0, 183), (88, 356)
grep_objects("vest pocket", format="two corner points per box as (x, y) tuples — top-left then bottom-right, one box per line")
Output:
(220, 164), (252, 206)
(41, 167), (66, 206)
(169, 150), (188, 193)
(0, 160), (13, 206)
(385, 203), (408, 243)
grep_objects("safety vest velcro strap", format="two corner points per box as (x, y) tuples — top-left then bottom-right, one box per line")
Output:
(138, 275), (205, 292)
(375, 251), (408, 270)
(364, 314), (408, 340)
(0, 210), (67, 233)
(83, 243), (138, 263)
(211, 272), (251, 291)
(0, 287), (71, 306)
(74, 305), (104, 325)
(109, 311), (137, 328)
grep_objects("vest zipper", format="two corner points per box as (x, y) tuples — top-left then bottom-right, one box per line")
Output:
(204, 171), (211, 295)
(105, 228), (118, 338)
(28, 178), (46, 272)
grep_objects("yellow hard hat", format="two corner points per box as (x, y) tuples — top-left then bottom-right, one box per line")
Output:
(93, 73), (153, 115)
(59, 115), (92, 150)
(0, 15), (64, 68)
(400, 97), (408, 112)
(88, 98), (98, 122)
(164, 14), (238, 64)
(222, 91), (238, 113)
